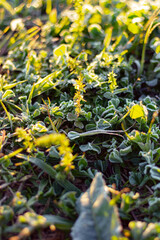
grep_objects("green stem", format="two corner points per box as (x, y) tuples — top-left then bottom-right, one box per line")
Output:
(126, 195), (153, 214)
(140, 8), (160, 76)
(140, 23), (152, 76)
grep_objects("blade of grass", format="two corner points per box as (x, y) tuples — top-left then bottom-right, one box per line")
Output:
(0, 0), (15, 15)
(144, 8), (160, 31)
(32, 68), (66, 97)
(42, 98), (58, 132)
(27, 83), (35, 105)
(5, 101), (22, 112)
(44, 215), (73, 230)
(0, 100), (12, 129)
(0, 148), (24, 163)
(17, 154), (81, 195)
(103, 27), (113, 50)
(46, 0), (52, 14)
(0, 32), (12, 55)
(3, 80), (27, 90)
(140, 8), (160, 76)
(9, 27), (40, 51)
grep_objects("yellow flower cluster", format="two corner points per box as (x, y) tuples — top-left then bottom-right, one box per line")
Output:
(107, 70), (118, 93)
(16, 128), (34, 152)
(73, 74), (86, 117)
(36, 133), (76, 172)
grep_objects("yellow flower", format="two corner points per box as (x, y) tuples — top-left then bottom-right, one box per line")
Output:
(36, 133), (76, 173)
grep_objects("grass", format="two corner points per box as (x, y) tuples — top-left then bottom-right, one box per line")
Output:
(0, 0), (160, 239)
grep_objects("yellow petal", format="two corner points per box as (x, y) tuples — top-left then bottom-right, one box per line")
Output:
(129, 104), (145, 119)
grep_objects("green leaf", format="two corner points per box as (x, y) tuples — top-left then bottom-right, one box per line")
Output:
(3, 60), (16, 70)
(17, 154), (81, 195)
(32, 71), (63, 97)
(67, 112), (77, 121)
(59, 191), (77, 218)
(53, 44), (67, 57)
(146, 79), (158, 87)
(140, 150), (153, 164)
(74, 121), (84, 129)
(109, 149), (123, 163)
(80, 142), (101, 154)
(148, 197), (160, 216)
(68, 130), (123, 140)
(68, 131), (81, 140)
(96, 118), (111, 129)
(71, 173), (122, 240)
(49, 146), (59, 159)
(128, 23), (139, 34)
(150, 166), (160, 181)
(3, 80), (26, 90)
(88, 24), (104, 38)
(129, 172), (144, 186)
(2, 90), (15, 100)
(120, 146), (132, 156)
(43, 214), (73, 230)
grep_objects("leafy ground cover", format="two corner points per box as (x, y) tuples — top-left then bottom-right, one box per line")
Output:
(0, 0), (160, 239)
